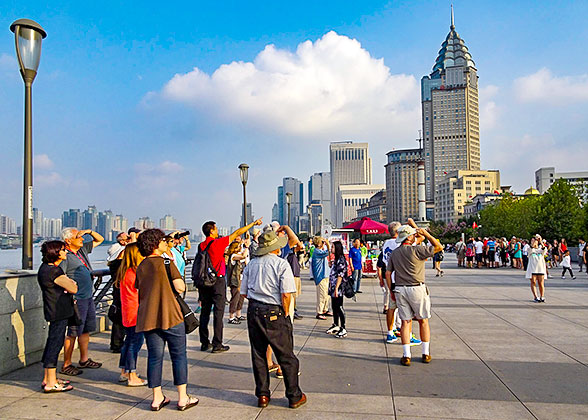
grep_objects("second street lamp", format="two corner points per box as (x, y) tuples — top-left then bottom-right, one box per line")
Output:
(286, 192), (292, 227)
(10, 18), (47, 270)
(238, 163), (249, 228)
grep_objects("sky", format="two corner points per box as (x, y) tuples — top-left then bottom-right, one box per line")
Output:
(1, 0), (587, 231)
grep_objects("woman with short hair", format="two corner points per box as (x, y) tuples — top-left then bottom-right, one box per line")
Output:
(526, 236), (547, 303)
(136, 229), (199, 411)
(38, 240), (78, 393)
(326, 241), (349, 338)
(226, 240), (247, 324)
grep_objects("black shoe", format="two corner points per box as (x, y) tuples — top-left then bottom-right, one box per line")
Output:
(382, 308), (388, 314)
(211, 345), (230, 353)
(200, 343), (212, 352)
(356, 290), (363, 293)
(111, 348), (121, 354)
(293, 312), (303, 320)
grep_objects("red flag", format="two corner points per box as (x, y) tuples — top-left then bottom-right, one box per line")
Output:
(472, 222), (478, 229)
(443, 171), (448, 175)
(493, 190), (500, 194)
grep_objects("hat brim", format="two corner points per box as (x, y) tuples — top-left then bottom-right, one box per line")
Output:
(253, 236), (288, 256)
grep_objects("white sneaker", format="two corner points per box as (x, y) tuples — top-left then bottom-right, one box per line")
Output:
(335, 328), (348, 338)
(326, 324), (340, 335)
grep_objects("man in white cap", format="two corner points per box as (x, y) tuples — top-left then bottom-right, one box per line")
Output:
(386, 221), (442, 366)
(241, 230), (306, 409)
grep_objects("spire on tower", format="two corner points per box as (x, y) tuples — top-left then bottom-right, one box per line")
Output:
(450, 4), (455, 29)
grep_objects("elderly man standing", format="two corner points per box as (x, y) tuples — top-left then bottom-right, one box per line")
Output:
(387, 221), (442, 366)
(241, 230), (306, 409)
(60, 228), (104, 375)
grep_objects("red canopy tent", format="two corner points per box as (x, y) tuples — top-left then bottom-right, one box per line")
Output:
(342, 217), (389, 235)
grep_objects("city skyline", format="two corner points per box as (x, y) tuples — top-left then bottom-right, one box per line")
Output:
(1, 1), (587, 230)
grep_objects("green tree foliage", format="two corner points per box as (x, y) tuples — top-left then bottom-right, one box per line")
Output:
(535, 179), (585, 241)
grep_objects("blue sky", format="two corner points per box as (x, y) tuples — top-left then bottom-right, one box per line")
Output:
(1, 0), (587, 231)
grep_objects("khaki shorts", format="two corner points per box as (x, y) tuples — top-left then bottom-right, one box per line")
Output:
(394, 284), (431, 320)
(294, 276), (302, 297)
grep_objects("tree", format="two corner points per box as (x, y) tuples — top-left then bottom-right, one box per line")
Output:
(536, 179), (585, 242)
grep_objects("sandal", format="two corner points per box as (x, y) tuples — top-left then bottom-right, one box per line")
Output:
(78, 358), (102, 369)
(44, 383), (74, 393)
(177, 395), (199, 411)
(127, 379), (148, 387)
(268, 363), (280, 373)
(41, 378), (71, 388)
(238, 315), (246, 321)
(315, 314), (327, 320)
(151, 396), (170, 411)
(118, 374), (129, 383)
(60, 365), (82, 376)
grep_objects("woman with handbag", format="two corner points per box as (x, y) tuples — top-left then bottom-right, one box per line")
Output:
(135, 229), (199, 412)
(38, 240), (77, 393)
(326, 241), (349, 339)
(225, 240), (247, 324)
(116, 242), (148, 386)
(433, 251), (444, 277)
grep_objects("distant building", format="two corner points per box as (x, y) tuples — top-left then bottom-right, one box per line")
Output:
(307, 203), (323, 236)
(277, 177), (303, 231)
(436, 170), (500, 223)
(271, 203), (279, 223)
(160, 214), (177, 230)
(535, 167), (588, 201)
(134, 217), (155, 230)
(308, 172), (331, 225)
(97, 210), (114, 241)
(33, 208), (43, 237)
(42, 218), (62, 238)
(385, 148), (421, 223)
(62, 209), (82, 229)
(330, 141), (372, 226)
(82, 206), (98, 231)
(422, 7), (480, 217)
(356, 190), (387, 222)
(239, 203), (253, 227)
(336, 184), (385, 226)
(0, 214), (17, 235)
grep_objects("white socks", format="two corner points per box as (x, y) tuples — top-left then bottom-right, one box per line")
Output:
(388, 330), (395, 336)
(403, 344), (411, 358)
(422, 341), (430, 355)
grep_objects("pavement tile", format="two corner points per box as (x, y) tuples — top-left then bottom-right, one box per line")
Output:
(0, 397), (132, 419)
(524, 402), (588, 420)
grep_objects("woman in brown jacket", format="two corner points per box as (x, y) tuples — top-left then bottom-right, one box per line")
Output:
(136, 229), (198, 412)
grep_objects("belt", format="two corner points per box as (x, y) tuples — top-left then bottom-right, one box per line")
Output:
(396, 283), (425, 287)
(249, 298), (281, 308)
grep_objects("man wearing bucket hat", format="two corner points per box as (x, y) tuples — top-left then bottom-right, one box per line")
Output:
(241, 230), (306, 409)
(386, 220), (442, 366)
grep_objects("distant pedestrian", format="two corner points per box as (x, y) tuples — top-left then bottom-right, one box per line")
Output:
(465, 238), (475, 268)
(526, 236), (547, 303)
(311, 236), (331, 320)
(349, 239), (363, 294)
(552, 239), (560, 266)
(433, 251), (444, 277)
(578, 239), (586, 272)
(38, 240), (77, 393)
(474, 237), (484, 268)
(561, 250), (576, 279)
(59, 228), (104, 376)
(226, 240), (247, 324)
(455, 238), (465, 267)
(326, 241), (349, 338)
(521, 239), (530, 271)
(241, 230), (306, 409)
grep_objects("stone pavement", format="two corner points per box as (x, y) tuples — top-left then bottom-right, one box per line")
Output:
(1, 254), (588, 419)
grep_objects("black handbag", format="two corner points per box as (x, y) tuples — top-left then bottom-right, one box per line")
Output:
(164, 259), (200, 334)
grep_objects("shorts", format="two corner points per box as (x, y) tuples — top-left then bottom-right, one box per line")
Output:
(466, 255), (474, 262)
(476, 253), (483, 263)
(388, 292), (398, 311)
(294, 276), (302, 297)
(67, 297), (97, 337)
(488, 251), (495, 261)
(394, 284), (431, 320)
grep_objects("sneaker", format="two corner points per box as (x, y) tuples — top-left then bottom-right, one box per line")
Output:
(400, 356), (411, 366)
(275, 369), (283, 379)
(293, 312), (303, 320)
(238, 315), (246, 321)
(393, 329), (401, 337)
(335, 328), (348, 338)
(562, 276), (565, 279)
(211, 345), (230, 353)
(386, 333), (398, 344)
(382, 308), (388, 314)
(539, 297), (545, 303)
(409, 334), (422, 346)
(194, 306), (201, 314)
(228, 317), (241, 324)
(326, 324), (340, 335)
(573, 276), (577, 279)
(533, 297), (541, 303)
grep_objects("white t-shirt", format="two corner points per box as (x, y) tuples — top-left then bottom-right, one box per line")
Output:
(382, 238), (399, 284)
(522, 244), (530, 256)
(475, 241), (483, 254)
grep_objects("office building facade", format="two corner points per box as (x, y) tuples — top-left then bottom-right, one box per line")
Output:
(308, 172), (331, 226)
(336, 184), (384, 226)
(535, 167), (588, 201)
(385, 148), (422, 223)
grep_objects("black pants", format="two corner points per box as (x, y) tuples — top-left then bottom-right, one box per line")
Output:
(42, 318), (68, 368)
(562, 267), (574, 277)
(331, 296), (345, 328)
(522, 255), (529, 271)
(247, 299), (302, 404)
(110, 287), (125, 351)
(198, 277), (226, 347)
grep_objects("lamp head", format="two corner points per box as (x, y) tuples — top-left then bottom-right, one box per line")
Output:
(238, 163), (249, 185)
(10, 19), (47, 83)
(286, 192), (292, 204)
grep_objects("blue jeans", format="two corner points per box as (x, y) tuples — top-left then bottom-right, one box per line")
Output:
(144, 322), (187, 388)
(41, 318), (68, 368)
(119, 326), (144, 373)
(353, 269), (362, 292)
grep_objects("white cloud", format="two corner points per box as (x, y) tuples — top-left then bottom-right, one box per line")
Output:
(34, 154), (54, 170)
(133, 161), (184, 190)
(479, 84), (500, 131)
(158, 31), (420, 142)
(513, 68), (588, 104)
(35, 171), (67, 187)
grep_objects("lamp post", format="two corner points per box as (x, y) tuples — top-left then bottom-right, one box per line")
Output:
(238, 164), (249, 228)
(285, 192), (292, 226)
(10, 19), (47, 270)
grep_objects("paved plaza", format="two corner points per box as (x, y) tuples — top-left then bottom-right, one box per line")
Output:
(1, 254), (588, 419)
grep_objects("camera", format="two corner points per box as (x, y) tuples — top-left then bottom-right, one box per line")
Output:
(173, 231), (190, 240)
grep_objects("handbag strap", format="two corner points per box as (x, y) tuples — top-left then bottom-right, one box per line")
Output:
(164, 259), (181, 297)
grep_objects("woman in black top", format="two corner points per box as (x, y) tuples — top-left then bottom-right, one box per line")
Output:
(327, 241), (349, 338)
(38, 240), (78, 393)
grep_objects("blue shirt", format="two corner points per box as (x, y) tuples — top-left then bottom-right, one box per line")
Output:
(171, 244), (186, 276)
(311, 247), (330, 285)
(349, 247), (363, 270)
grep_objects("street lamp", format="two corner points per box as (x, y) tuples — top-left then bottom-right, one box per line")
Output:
(238, 163), (249, 227)
(285, 192), (292, 226)
(10, 19), (47, 270)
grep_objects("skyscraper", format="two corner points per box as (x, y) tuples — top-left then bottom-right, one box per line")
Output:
(159, 214), (177, 230)
(329, 141), (372, 226)
(279, 177), (303, 230)
(385, 149), (421, 223)
(422, 7), (480, 216)
(308, 172), (331, 224)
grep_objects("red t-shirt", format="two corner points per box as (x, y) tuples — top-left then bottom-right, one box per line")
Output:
(199, 236), (230, 276)
(120, 267), (139, 327)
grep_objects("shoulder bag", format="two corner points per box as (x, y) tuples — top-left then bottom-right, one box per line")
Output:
(164, 259), (200, 334)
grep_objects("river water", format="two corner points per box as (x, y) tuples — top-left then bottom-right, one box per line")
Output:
(0, 245), (112, 272)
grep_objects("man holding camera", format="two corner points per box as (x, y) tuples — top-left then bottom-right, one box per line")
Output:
(168, 231), (191, 278)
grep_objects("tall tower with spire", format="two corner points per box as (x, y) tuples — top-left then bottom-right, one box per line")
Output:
(421, 6), (480, 218)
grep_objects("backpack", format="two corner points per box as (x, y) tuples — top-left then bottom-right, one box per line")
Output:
(191, 241), (219, 288)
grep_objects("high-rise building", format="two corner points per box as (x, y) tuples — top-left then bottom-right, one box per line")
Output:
(271, 203), (279, 223)
(240, 203), (253, 227)
(97, 210), (114, 241)
(436, 170), (500, 223)
(0, 215), (17, 235)
(42, 218), (62, 238)
(112, 214), (128, 234)
(134, 217), (155, 230)
(82, 206), (98, 231)
(356, 190), (387, 223)
(277, 186), (284, 224)
(308, 172), (331, 225)
(385, 149), (422, 223)
(336, 184), (384, 226)
(422, 7), (480, 216)
(33, 208), (43, 236)
(62, 209), (82, 229)
(159, 214), (177, 230)
(277, 177), (303, 231)
(535, 167), (588, 201)
(330, 141), (372, 226)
